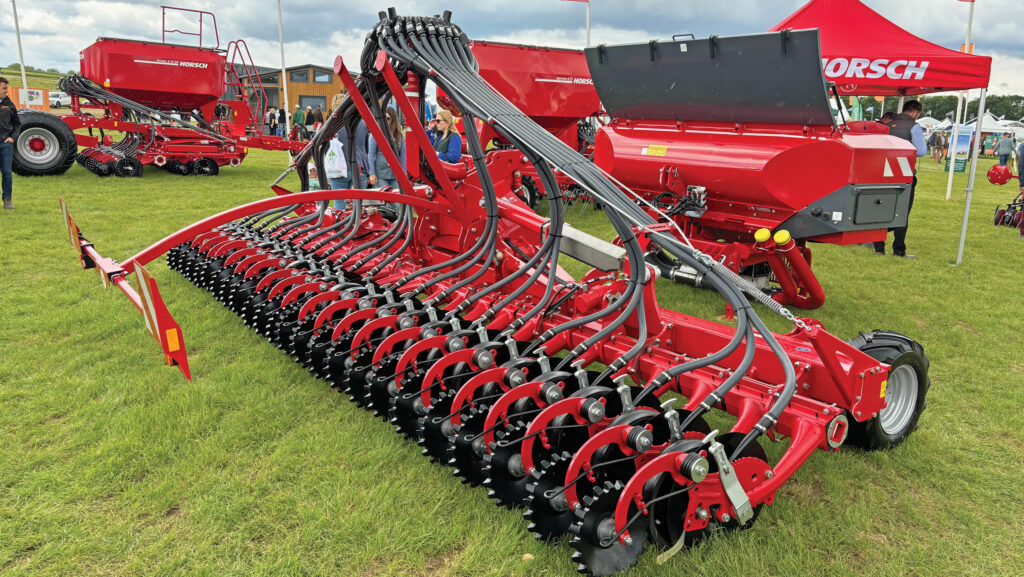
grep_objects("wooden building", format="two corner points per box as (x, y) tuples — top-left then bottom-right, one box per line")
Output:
(255, 64), (351, 116)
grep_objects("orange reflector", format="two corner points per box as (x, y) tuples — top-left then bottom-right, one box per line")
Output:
(166, 328), (181, 353)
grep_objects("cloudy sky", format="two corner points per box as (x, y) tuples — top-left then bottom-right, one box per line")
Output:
(2, 0), (1022, 95)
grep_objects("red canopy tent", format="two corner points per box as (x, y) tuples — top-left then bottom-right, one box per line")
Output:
(770, 0), (992, 96)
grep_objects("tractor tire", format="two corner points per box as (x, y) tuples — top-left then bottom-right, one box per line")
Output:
(845, 330), (930, 451)
(994, 208), (1006, 226)
(12, 110), (78, 176)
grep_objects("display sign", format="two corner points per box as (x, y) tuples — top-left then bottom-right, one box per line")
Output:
(944, 125), (974, 173)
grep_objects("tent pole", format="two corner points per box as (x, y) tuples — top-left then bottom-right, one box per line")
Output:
(944, 92), (966, 201)
(955, 88), (987, 266)
(897, 95), (905, 112)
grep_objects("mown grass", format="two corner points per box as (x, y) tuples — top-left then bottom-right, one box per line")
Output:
(2, 70), (64, 92)
(1, 150), (1023, 576)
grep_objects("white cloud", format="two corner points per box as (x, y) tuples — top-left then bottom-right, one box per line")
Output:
(0, 0), (1021, 95)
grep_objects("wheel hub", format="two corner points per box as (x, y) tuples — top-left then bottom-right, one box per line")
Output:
(880, 364), (919, 435)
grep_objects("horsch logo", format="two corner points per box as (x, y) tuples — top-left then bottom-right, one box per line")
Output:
(821, 58), (929, 81)
(133, 58), (209, 69)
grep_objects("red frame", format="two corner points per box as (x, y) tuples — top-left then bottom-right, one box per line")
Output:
(60, 50), (906, 557)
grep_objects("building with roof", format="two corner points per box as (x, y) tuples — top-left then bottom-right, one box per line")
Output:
(254, 64), (351, 115)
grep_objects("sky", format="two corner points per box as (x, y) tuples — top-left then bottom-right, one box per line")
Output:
(1, 0), (1022, 95)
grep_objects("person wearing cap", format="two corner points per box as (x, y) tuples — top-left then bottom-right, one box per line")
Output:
(995, 132), (1015, 166)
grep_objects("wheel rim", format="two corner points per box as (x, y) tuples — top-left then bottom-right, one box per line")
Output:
(880, 364), (918, 435)
(18, 127), (61, 165)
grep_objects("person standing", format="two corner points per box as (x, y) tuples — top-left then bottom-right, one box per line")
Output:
(995, 132), (1014, 166)
(313, 106), (324, 132)
(325, 129), (350, 210)
(304, 106), (315, 139)
(277, 107), (287, 138)
(354, 119), (369, 189)
(0, 77), (20, 210)
(933, 131), (946, 163)
(874, 100), (927, 259)
(267, 107), (278, 137)
(426, 109), (462, 163)
(1017, 140), (1024, 195)
(367, 110), (407, 191)
(291, 105), (305, 140)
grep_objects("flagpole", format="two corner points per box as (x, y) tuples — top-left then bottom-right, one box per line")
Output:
(11, 0), (29, 93)
(586, 1), (591, 47)
(945, 0), (976, 201)
(276, 0), (291, 139)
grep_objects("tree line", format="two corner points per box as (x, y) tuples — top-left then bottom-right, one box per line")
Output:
(4, 63), (76, 76)
(854, 94), (1024, 122)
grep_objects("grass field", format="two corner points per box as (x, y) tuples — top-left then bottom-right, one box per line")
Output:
(1, 149), (1023, 576)
(1, 70), (64, 92)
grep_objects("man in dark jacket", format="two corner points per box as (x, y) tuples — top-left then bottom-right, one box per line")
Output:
(874, 100), (927, 258)
(0, 77), (20, 210)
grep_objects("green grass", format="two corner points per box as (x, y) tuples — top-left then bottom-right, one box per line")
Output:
(1, 70), (64, 92)
(2, 150), (1023, 576)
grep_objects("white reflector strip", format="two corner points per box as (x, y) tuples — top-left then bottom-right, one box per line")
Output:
(135, 269), (157, 338)
(896, 156), (913, 177)
(883, 159), (894, 177)
(59, 199), (74, 247)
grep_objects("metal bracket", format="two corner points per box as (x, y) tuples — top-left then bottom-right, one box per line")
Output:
(705, 432), (755, 524)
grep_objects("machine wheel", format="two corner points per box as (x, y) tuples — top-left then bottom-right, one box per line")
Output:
(95, 161), (115, 177)
(169, 160), (196, 176)
(994, 208), (1007, 226)
(194, 158), (219, 176)
(12, 110), (78, 176)
(113, 157), (143, 178)
(846, 330), (930, 450)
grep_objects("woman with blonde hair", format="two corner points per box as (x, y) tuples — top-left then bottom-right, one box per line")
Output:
(426, 109), (462, 163)
(367, 108), (406, 190)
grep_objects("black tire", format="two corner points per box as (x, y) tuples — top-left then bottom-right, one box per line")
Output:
(12, 110), (78, 176)
(845, 330), (930, 450)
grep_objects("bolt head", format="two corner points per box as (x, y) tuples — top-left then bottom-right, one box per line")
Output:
(721, 513), (732, 523)
(623, 536), (633, 545)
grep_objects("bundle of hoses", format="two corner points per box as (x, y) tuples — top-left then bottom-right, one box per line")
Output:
(58, 74), (230, 177)
(171, 10), (801, 575)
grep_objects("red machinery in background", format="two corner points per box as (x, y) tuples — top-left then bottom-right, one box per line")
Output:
(437, 41), (604, 207)
(12, 6), (305, 178)
(988, 164), (1024, 237)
